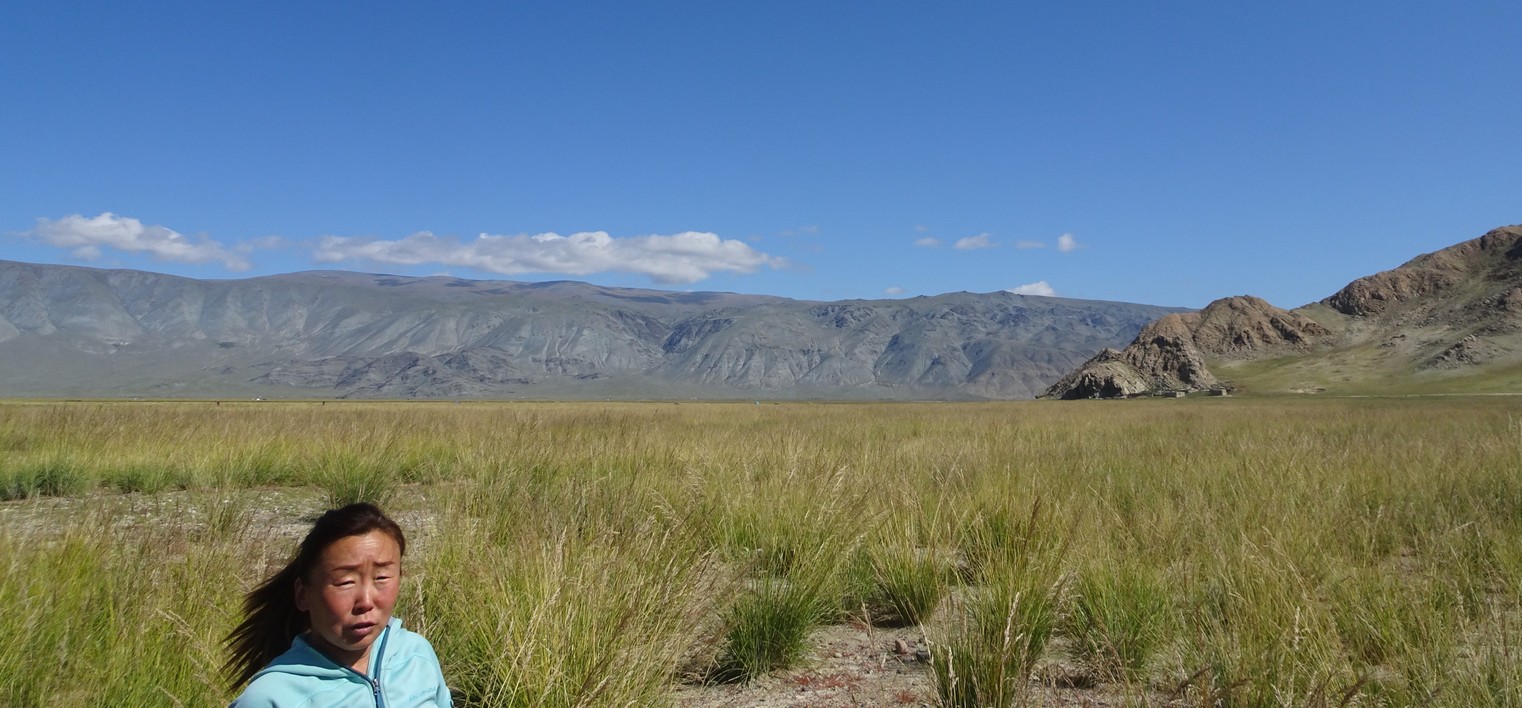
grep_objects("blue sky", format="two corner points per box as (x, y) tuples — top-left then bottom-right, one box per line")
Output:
(3, 2), (1519, 308)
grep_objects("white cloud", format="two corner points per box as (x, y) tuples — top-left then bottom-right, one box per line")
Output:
(914, 237), (941, 248)
(779, 225), (820, 238)
(914, 224), (930, 233)
(1015, 240), (1045, 249)
(314, 230), (786, 285)
(243, 235), (287, 250)
(884, 286), (904, 295)
(954, 233), (995, 250)
(1057, 233), (1080, 252)
(1007, 280), (1056, 296)
(29, 212), (251, 270)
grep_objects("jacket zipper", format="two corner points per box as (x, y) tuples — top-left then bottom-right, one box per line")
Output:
(336, 625), (391, 708)
(370, 624), (391, 708)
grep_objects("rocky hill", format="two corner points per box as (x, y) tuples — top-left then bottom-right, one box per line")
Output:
(0, 260), (1186, 399)
(1041, 225), (1522, 398)
(1040, 296), (1332, 398)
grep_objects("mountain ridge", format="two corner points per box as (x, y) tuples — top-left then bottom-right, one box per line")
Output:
(0, 259), (1187, 399)
(1041, 224), (1522, 398)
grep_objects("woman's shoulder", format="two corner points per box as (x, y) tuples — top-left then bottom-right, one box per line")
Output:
(383, 618), (443, 659)
(380, 619), (452, 705)
(230, 668), (358, 708)
(229, 639), (358, 707)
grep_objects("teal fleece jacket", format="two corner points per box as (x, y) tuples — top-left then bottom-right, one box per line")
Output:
(232, 618), (450, 707)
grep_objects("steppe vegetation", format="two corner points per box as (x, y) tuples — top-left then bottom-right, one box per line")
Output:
(2, 397), (1521, 706)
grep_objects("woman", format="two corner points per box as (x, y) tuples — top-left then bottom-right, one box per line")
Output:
(226, 503), (451, 706)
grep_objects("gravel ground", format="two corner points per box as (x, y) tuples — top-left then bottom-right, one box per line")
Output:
(669, 619), (1175, 707)
(673, 623), (936, 707)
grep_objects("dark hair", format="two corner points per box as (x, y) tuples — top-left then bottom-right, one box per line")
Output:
(224, 503), (407, 689)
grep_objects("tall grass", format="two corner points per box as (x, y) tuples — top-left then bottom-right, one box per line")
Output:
(848, 539), (950, 628)
(930, 568), (1066, 707)
(418, 494), (712, 705)
(1068, 559), (1171, 683)
(0, 398), (1520, 705)
(0, 501), (248, 705)
(708, 576), (836, 683)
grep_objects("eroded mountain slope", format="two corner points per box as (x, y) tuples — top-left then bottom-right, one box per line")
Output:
(0, 261), (1185, 399)
(1042, 225), (1522, 398)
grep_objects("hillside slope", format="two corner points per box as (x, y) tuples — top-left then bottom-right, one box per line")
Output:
(1042, 225), (1522, 398)
(0, 261), (1186, 399)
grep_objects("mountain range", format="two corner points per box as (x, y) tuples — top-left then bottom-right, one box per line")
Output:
(11, 224), (1519, 401)
(0, 261), (1185, 399)
(1041, 224), (1522, 398)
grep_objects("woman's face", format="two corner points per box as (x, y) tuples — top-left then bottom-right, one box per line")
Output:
(294, 530), (402, 672)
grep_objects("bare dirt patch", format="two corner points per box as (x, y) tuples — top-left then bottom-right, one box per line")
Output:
(673, 623), (934, 707)
(671, 621), (1176, 707)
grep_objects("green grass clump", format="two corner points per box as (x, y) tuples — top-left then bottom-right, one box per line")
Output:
(315, 449), (398, 508)
(1067, 560), (1171, 682)
(716, 509), (833, 578)
(0, 502), (246, 705)
(418, 481), (712, 706)
(1329, 569), (1448, 670)
(848, 541), (949, 628)
(106, 464), (175, 494)
(1, 455), (89, 500)
(954, 498), (1068, 585)
(1174, 544), (1356, 706)
(931, 571), (1065, 708)
(707, 500), (853, 683)
(707, 577), (835, 683)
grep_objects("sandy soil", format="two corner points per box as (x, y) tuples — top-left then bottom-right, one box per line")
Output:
(673, 623), (935, 707)
(670, 620), (1174, 707)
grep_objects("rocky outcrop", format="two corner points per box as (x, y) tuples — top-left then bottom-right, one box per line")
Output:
(1422, 335), (1502, 370)
(1037, 349), (1154, 399)
(1319, 226), (1522, 367)
(1323, 269), (1458, 317)
(1044, 224), (1522, 398)
(1041, 296), (1331, 399)
(1121, 314), (1215, 387)
(1324, 225), (1522, 319)
(1187, 295), (1333, 356)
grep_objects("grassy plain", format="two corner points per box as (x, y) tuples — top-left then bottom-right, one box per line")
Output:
(1216, 344), (1522, 397)
(2, 397), (1521, 706)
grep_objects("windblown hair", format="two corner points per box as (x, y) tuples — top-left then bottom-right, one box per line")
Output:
(224, 502), (407, 689)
